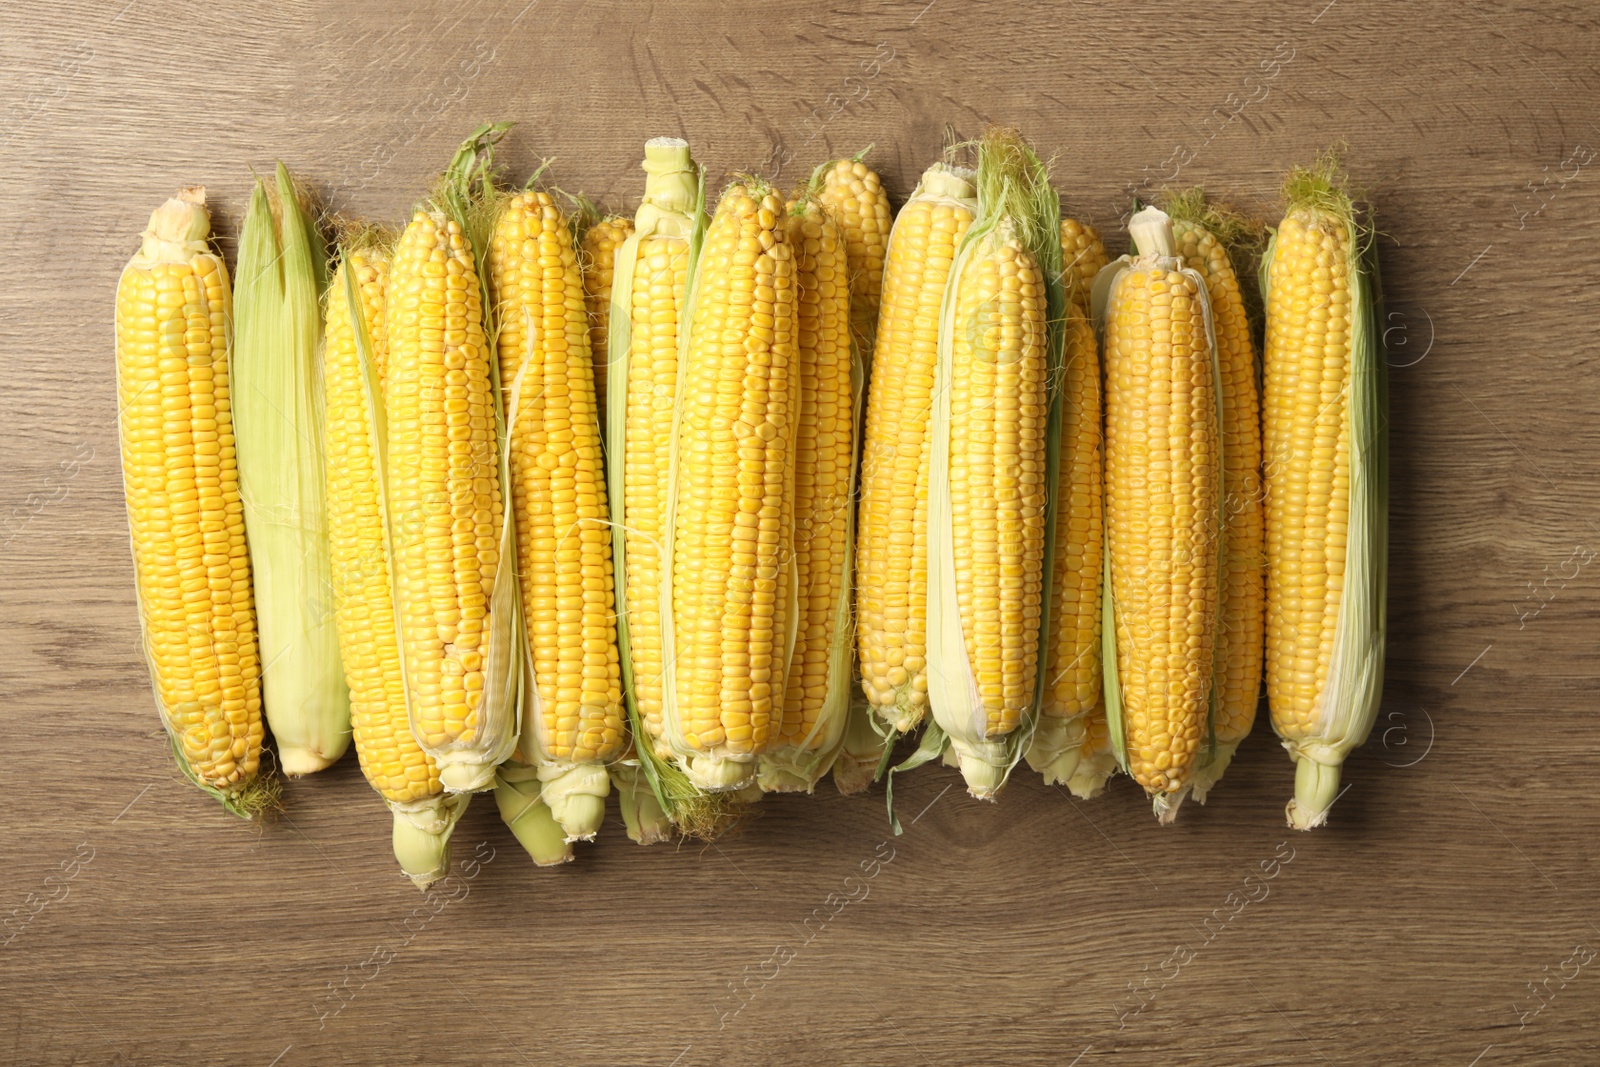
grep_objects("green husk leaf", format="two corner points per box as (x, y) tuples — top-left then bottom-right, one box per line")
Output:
(885, 721), (947, 835)
(923, 127), (1065, 800)
(233, 165), (351, 776)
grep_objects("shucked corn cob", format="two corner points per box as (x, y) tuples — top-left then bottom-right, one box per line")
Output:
(488, 188), (624, 841)
(757, 197), (857, 793)
(926, 129), (1064, 798)
(1027, 216), (1111, 794)
(582, 215), (633, 419)
(116, 188), (271, 815)
(384, 126), (521, 793)
(324, 239), (467, 887)
(856, 163), (976, 732)
(1026, 301), (1102, 786)
(811, 154), (895, 795)
(1166, 196), (1266, 803)
(1099, 206), (1223, 822)
(233, 166), (352, 775)
(1262, 159), (1386, 829)
(612, 141), (699, 770)
(661, 179), (799, 791)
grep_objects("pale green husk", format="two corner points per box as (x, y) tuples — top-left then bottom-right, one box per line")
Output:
(493, 762), (572, 866)
(389, 123), (523, 795)
(831, 688), (894, 796)
(923, 128), (1067, 800)
(1262, 155), (1388, 830)
(233, 164), (351, 775)
(612, 759), (673, 845)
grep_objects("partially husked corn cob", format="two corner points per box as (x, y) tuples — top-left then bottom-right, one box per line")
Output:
(324, 243), (467, 887)
(947, 230), (1049, 736)
(665, 181), (799, 791)
(1169, 206), (1265, 803)
(814, 156), (893, 351)
(582, 216), (633, 418)
(115, 188), (270, 814)
(1101, 207), (1222, 820)
(1060, 217), (1109, 310)
(488, 189), (624, 840)
(926, 128), (1064, 799)
(232, 166), (351, 775)
(611, 139), (699, 768)
(856, 164), (976, 731)
(1068, 711), (1117, 799)
(1026, 305), (1102, 785)
(383, 127), (520, 792)
(1262, 160), (1386, 829)
(758, 198), (856, 793)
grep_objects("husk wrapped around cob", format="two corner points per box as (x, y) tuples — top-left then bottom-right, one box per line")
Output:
(1259, 155), (1387, 829)
(115, 188), (277, 817)
(233, 165), (352, 776)
(924, 128), (1067, 799)
(383, 124), (524, 797)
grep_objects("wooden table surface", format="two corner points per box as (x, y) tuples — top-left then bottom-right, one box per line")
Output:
(4, 1), (1598, 1063)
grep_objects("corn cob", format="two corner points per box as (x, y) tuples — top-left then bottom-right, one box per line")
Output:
(1099, 206), (1223, 821)
(659, 179), (799, 792)
(324, 239), (468, 887)
(757, 197), (857, 793)
(1165, 194), (1267, 804)
(582, 215), (633, 418)
(487, 188), (624, 841)
(601, 138), (733, 838)
(812, 154), (893, 353)
(1262, 159), (1386, 829)
(1025, 305), (1102, 785)
(115, 188), (272, 815)
(232, 165), (351, 775)
(1060, 218), (1109, 309)
(384, 124), (521, 793)
(926, 129), (1063, 798)
(856, 164), (976, 732)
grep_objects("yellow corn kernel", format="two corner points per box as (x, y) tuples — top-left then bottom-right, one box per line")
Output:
(816, 157), (893, 349)
(1060, 217), (1109, 312)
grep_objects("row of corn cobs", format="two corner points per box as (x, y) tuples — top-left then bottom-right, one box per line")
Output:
(114, 123), (1385, 888)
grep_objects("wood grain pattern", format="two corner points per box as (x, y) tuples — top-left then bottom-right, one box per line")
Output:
(3, 0), (1598, 1063)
